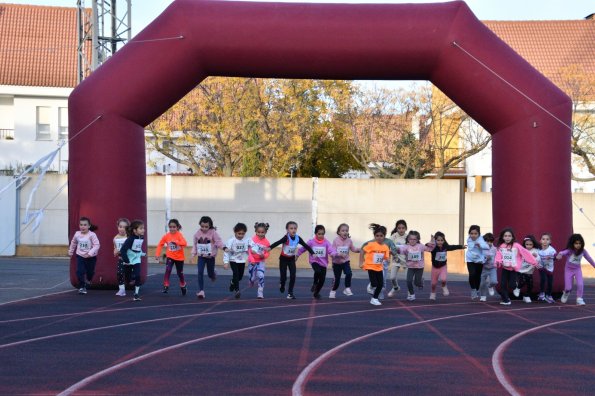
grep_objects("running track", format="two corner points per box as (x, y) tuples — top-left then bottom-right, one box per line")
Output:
(1, 274), (594, 395)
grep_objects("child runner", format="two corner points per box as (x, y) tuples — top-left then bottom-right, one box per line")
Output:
(269, 221), (314, 299)
(396, 230), (435, 301)
(359, 223), (390, 306)
(248, 222), (271, 299)
(465, 225), (489, 300)
(223, 223), (250, 299)
(330, 223), (360, 298)
(478, 233), (497, 302)
(68, 217), (100, 295)
(191, 216), (225, 299)
(494, 228), (537, 305)
(155, 219), (188, 296)
(388, 219), (407, 297)
(556, 233), (595, 305)
(537, 233), (557, 303)
(119, 220), (146, 301)
(114, 218), (130, 297)
(297, 225), (337, 300)
(429, 231), (465, 301)
(515, 235), (541, 303)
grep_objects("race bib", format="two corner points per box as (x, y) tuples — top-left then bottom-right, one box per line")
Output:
(435, 252), (447, 262)
(252, 244), (264, 254)
(114, 238), (126, 250)
(313, 246), (326, 257)
(78, 240), (90, 250)
(337, 246), (349, 255)
(132, 239), (144, 251)
(372, 252), (385, 264)
(283, 245), (297, 256)
(197, 243), (211, 255)
(168, 242), (180, 251)
(407, 251), (422, 262)
(569, 254), (582, 265)
(234, 243), (247, 252)
(501, 249), (514, 267)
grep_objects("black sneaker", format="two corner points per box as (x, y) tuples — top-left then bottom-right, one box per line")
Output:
(234, 290), (241, 299)
(287, 293), (296, 300)
(181, 286), (187, 296)
(313, 293), (321, 300)
(162, 286), (169, 294)
(229, 281), (235, 292)
(280, 283), (285, 293)
(133, 294), (141, 301)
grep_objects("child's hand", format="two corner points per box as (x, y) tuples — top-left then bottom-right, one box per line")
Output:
(113, 248), (119, 256)
(556, 253), (562, 260)
(532, 252), (538, 257)
(223, 263), (229, 270)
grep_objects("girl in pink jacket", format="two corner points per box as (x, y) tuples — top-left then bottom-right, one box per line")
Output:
(191, 216), (225, 299)
(396, 231), (435, 301)
(494, 228), (537, 305)
(297, 225), (337, 300)
(68, 216), (100, 294)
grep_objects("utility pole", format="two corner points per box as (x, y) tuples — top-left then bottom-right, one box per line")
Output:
(77, 0), (132, 83)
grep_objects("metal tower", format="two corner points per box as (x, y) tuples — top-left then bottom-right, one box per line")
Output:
(77, 0), (132, 83)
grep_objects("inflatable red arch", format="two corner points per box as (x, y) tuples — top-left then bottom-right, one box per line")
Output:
(68, 0), (572, 289)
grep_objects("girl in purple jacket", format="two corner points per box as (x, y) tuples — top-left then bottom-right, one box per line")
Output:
(557, 234), (595, 306)
(297, 225), (337, 300)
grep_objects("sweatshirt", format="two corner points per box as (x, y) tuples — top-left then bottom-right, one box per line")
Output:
(191, 228), (225, 258)
(297, 237), (337, 268)
(69, 231), (100, 258)
(270, 234), (314, 258)
(495, 242), (537, 272)
(223, 236), (249, 264)
(390, 232), (407, 266)
(360, 240), (390, 272)
(332, 236), (359, 265)
(120, 235), (145, 265)
(483, 245), (497, 270)
(396, 241), (435, 269)
(247, 235), (271, 264)
(557, 248), (595, 269)
(538, 245), (557, 272)
(156, 232), (187, 261)
(518, 248), (540, 275)
(466, 235), (489, 263)
(430, 244), (464, 268)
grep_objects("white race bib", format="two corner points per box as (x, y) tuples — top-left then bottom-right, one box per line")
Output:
(132, 239), (144, 251)
(435, 252), (447, 262)
(313, 246), (326, 257)
(252, 244), (264, 254)
(168, 242), (180, 251)
(78, 240), (90, 250)
(283, 245), (297, 256)
(569, 254), (582, 265)
(196, 243), (211, 255)
(114, 238), (126, 250)
(501, 249), (514, 267)
(407, 251), (422, 262)
(234, 242), (247, 252)
(372, 253), (384, 264)
(337, 246), (349, 255)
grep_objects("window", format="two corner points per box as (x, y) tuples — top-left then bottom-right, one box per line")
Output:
(36, 106), (51, 140)
(58, 107), (68, 139)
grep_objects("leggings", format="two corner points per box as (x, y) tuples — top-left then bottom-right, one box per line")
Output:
(539, 269), (553, 296)
(499, 269), (517, 302)
(163, 258), (186, 287)
(248, 262), (265, 288)
(117, 260), (141, 286)
(406, 268), (424, 295)
(368, 270), (384, 299)
(311, 263), (327, 295)
(430, 265), (448, 292)
(230, 262), (245, 292)
(76, 255), (96, 288)
(467, 262), (483, 290)
(517, 273), (534, 297)
(565, 265), (584, 298)
(279, 255), (297, 294)
(197, 256), (216, 291)
(332, 262), (353, 290)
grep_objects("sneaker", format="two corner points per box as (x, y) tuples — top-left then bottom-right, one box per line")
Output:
(280, 283), (285, 293)
(537, 292), (545, 301)
(366, 283), (374, 295)
(181, 286), (187, 296)
(229, 281), (235, 292)
(133, 294), (141, 301)
(313, 292), (321, 300)
(429, 292), (436, 301)
(257, 287), (264, 299)
(545, 295), (555, 304)
(343, 287), (353, 296)
(523, 296), (532, 303)
(235, 290), (241, 299)
(442, 286), (450, 296)
(513, 288), (520, 297)
(561, 291), (569, 304)
(78, 287), (87, 295)
(488, 287), (495, 296)
(406, 293), (416, 301)
(197, 290), (205, 299)
(576, 297), (586, 306)
(329, 290), (336, 299)
(387, 288), (397, 298)
(471, 289), (478, 300)
(370, 298), (382, 306)
(115, 289), (126, 297)
(480, 296), (487, 302)
(500, 300), (511, 306)
(162, 286), (169, 294)
(286, 293), (296, 300)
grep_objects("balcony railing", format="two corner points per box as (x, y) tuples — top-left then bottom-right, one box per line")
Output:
(0, 129), (14, 140)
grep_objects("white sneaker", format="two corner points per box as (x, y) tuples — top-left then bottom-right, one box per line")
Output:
(576, 297), (586, 306)
(500, 300), (511, 306)
(523, 296), (532, 303)
(257, 287), (264, 299)
(343, 287), (353, 296)
(115, 288), (126, 297)
(488, 287), (495, 296)
(429, 292), (436, 301)
(407, 293), (416, 301)
(513, 288), (520, 297)
(366, 283), (374, 295)
(387, 288), (396, 298)
(370, 298), (382, 306)
(196, 290), (205, 299)
(561, 291), (569, 304)
(442, 286), (450, 296)
(480, 296), (487, 302)
(329, 290), (336, 299)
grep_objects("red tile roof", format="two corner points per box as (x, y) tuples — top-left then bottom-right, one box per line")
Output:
(484, 19), (595, 95)
(0, 4), (82, 88)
